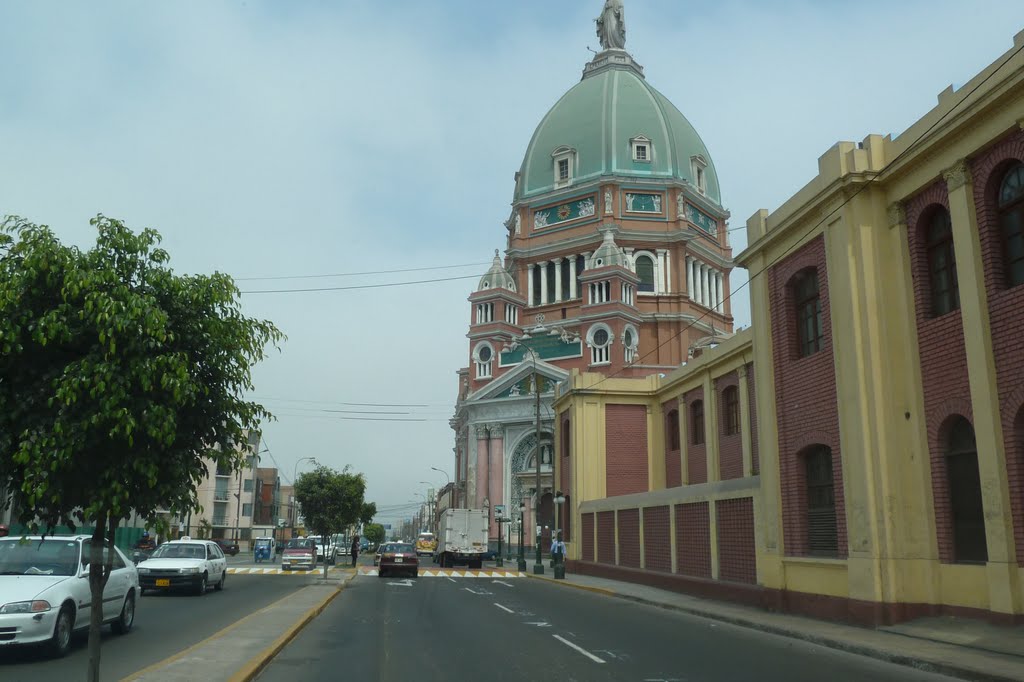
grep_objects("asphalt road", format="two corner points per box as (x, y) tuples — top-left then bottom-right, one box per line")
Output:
(258, 572), (960, 682)
(0, 574), (312, 682)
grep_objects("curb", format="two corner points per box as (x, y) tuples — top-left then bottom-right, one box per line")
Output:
(525, 573), (616, 597)
(227, 572), (356, 682)
(527, 575), (1021, 682)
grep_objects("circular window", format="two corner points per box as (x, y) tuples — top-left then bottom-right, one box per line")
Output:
(478, 346), (493, 362)
(624, 329), (634, 347)
(593, 328), (609, 347)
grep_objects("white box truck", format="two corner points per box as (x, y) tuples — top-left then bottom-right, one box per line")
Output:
(435, 508), (488, 569)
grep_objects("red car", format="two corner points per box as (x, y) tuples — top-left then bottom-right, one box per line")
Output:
(377, 542), (419, 578)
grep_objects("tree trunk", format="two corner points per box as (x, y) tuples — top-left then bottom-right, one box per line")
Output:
(322, 536), (329, 580)
(87, 512), (110, 682)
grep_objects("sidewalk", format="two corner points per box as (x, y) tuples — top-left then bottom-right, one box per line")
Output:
(527, 571), (1024, 682)
(123, 571), (356, 682)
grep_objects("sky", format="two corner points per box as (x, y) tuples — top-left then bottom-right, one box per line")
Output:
(2, 0), (1023, 526)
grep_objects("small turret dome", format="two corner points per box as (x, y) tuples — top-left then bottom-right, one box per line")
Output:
(478, 250), (517, 292)
(587, 228), (628, 269)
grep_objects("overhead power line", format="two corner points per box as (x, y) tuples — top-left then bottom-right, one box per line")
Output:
(235, 261), (491, 282)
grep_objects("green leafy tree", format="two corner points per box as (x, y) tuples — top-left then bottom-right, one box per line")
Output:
(360, 501), (377, 526)
(0, 216), (282, 681)
(293, 465), (368, 578)
(363, 523), (385, 545)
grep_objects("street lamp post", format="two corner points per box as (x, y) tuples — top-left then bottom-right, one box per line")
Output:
(517, 501), (527, 571)
(292, 457), (317, 532)
(531, 357), (544, 575)
(431, 467), (453, 509)
(552, 491), (566, 579)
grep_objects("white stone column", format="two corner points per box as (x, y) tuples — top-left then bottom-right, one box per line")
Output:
(569, 255), (578, 300)
(701, 265), (710, 308)
(716, 272), (724, 312)
(539, 261), (549, 304)
(686, 258), (694, 300)
(706, 267), (714, 309)
(553, 257), (563, 303)
(656, 249), (668, 294)
(665, 250), (673, 294)
(527, 264), (535, 307)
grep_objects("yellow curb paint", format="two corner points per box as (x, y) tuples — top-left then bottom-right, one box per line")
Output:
(227, 574), (355, 682)
(119, 584), (314, 682)
(525, 573), (616, 596)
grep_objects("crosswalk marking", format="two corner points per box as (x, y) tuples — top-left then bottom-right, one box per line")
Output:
(227, 567), (351, 575)
(358, 568), (523, 578)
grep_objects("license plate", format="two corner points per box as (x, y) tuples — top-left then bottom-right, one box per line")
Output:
(395, 558), (403, 563)
(156, 579), (170, 587)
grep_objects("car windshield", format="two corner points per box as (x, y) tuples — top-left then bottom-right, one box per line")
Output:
(0, 538), (81, 576)
(151, 543), (206, 560)
(286, 538), (312, 549)
(418, 534), (433, 542)
(388, 544), (415, 554)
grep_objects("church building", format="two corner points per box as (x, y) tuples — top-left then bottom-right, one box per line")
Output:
(450, 1), (733, 547)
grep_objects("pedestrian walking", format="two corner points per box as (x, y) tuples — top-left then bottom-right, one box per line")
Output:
(350, 535), (360, 567)
(550, 531), (566, 564)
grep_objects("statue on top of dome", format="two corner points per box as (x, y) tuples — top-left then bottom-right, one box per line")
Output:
(596, 0), (626, 51)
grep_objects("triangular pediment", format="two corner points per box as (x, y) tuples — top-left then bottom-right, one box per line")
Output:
(466, 358), (569, 402)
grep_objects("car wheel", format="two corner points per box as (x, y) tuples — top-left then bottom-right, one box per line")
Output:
(195, 573), (208, 596)
(111, 593), (135, 635)
(47, 606), (74, 658)
(215, 571), (226, 591)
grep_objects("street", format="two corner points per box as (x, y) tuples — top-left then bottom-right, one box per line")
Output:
(0, 574), (312, 682)
(257, 569), (962, 682)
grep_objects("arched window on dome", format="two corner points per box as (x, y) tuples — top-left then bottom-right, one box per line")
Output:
(635, 255), (656, 292)
(552, 146), (576, 189)
(630, 135), (652, 164)
(691, 155), (708, 195)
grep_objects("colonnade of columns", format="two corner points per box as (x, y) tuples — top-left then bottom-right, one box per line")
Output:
(685, 256), (724, 312)
(526, 253), (591, 306)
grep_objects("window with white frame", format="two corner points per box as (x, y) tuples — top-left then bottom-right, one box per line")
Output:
(476, 302), (494, 324)
(552, 146), (576, 188)
(588, 325), (612, 365)
(622, 325), (639, 362)
(691, 155), (708, 195)
(474, 343), (494, 379)
(634, 253), (656, 293)
(589, 280), (611, 304)
(504, 303), (519, 325)
(631, 135), (652, 163)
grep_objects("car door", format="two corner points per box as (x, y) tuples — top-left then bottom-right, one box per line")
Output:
(210, 544), (225, 578)
(79, 540), (127, 623)
(103, 547), (129, 621)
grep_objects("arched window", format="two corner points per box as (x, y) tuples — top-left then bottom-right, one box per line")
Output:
(690, 401), (705, 445)
(925, 207), (960, 316)
(635, 255), (656, 292)
(666, 409), (680, 451)
(945, 417), (987, 563)
(722, 386), (740, 436)
(998, 163), (1024, 288)
(805, 446), (837, 556)
(792, 269), (823, 357)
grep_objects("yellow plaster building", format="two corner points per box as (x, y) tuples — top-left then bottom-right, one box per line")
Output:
(555, 30), (1024, 625)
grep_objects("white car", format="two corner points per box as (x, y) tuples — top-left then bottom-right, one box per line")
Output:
(309, 536), (338, 565)
(0, 535), (139, 657)
(136, 538), (227, 595)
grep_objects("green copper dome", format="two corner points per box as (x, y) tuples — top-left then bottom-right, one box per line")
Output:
(515, 57), (721, 205)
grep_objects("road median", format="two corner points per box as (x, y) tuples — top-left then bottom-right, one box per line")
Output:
(122, 571), (355, 682)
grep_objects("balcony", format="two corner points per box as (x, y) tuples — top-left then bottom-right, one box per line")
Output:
(212, 517), (230, 526)
(214, 491), (230, 502)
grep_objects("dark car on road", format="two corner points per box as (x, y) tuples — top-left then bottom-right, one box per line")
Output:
(214, 538), (240, 556)
(377, 542), (419, 578)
